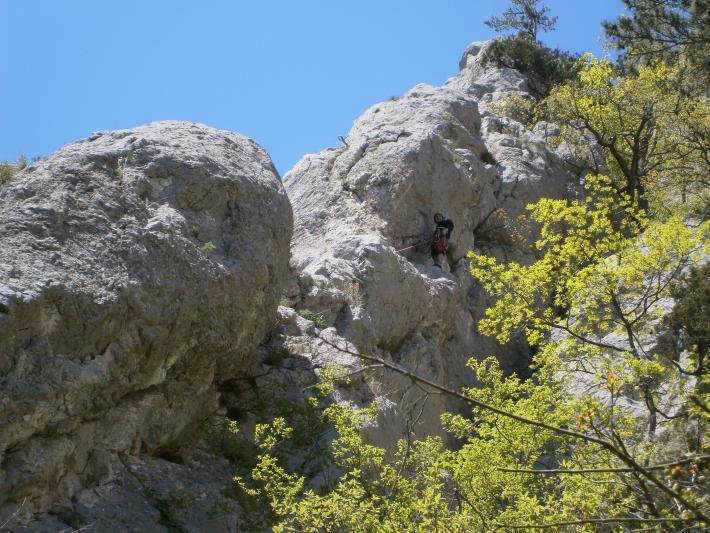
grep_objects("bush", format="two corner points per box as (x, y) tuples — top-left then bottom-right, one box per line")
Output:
(481, 36), (581, 98)
(0, 155), (40, 188)
(0, 163), (18, 187)
(487, 92), (539, 126)
(296, 308), (328, 328)
(201, 241), (217, 253)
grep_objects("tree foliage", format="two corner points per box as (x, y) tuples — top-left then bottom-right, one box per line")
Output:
(233, 177), (710, 531)
(603, 0), (710, 81)
(484, 0), (557, 41)
(481, 36), (580, 99)
(224, 10), (710, 529)
(662, 262), (710, 370)
(544, 55), (710, 214)
(468, 175), (710, 527)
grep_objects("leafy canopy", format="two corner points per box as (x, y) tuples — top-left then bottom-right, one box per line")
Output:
(544, 55), (710, 214)
(233, 176), (710, 531)
(603, 0), (710, 81)
(481, 36), (581, 99)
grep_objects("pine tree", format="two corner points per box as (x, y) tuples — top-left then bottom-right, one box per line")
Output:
(604, 0), (710, 79)
(484, 0), (557, 41)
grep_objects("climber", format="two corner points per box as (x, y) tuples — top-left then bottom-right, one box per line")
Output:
(431, 212), (454, 269)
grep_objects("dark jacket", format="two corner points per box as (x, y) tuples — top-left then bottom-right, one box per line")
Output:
(433, 219), (454, 242)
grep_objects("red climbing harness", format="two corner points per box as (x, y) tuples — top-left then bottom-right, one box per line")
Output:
(431, 227), (449, 254)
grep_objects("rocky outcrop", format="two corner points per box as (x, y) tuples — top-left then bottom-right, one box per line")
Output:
(0, 122), (292, 522)
(447, 41), (576, 246)
(266, 40), (578, 448)
(1, 40), (583, 531)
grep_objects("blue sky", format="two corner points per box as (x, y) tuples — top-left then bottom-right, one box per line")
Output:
(1, 1), (624, 175)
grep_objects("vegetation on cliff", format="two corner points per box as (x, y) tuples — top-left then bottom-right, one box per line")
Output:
(0, 156), (28, 188)
(234, 178), (709, 531)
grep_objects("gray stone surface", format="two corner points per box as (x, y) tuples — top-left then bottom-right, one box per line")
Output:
(6, 449), (243, 533)
(0, 39), (584, 530)
(0, 121), (292, 522)
(276, 39), (578, 449)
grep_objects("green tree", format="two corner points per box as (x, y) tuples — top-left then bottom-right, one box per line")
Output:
(661, 262), (710, 372)
(545, 55), (710, 214)
(481, 36), (581, 99)
(233, 177), (710, 530)
(603, 0), (710, 80)
(467, 175), (710, 527)
(484, 0), (557, 41)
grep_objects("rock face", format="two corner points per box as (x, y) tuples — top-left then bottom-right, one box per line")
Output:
(0, 122), (292, 519)
(274, 40), (577, 448)
(1, 41), (583, 531)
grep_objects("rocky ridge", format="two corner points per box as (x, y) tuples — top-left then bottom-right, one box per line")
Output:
(266, 40), (577, 448)
(1, 42), (579, 531)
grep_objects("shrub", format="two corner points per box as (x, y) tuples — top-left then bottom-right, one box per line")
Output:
(201, 241), (217, 253)
(0, 155), (41, 188)
(296, 308), (328, 328)
(0, 163), (18, 187)
(487, 92), (539, 126)
(481, 36), (581, 99)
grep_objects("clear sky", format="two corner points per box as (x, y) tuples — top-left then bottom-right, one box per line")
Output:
(1, 1), (624, 175)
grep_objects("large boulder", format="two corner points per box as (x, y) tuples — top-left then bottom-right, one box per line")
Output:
(0, 121), (292, 516)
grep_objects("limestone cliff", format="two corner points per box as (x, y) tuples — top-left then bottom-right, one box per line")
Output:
(1, 42), (580, 531)
(260, 40), (577, 449)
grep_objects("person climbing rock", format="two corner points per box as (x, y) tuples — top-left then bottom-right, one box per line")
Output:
(431, 212), (454, 269)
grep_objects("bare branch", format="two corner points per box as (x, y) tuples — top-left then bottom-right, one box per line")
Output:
(303, 364), (384, 389)
(497, 455), (710, 474)
(0, 499), (27, 530)
(495, 516), (688, 529)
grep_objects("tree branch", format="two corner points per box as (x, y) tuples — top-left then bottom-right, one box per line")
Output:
(316, 333), (710, 524)
(495, 516), (688, 529)
(497, 454), (710, 474)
